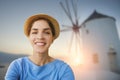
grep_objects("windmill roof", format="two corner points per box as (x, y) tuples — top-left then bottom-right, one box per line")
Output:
(83, 10), (115, 23)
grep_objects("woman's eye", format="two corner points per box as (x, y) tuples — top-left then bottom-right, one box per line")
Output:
(32, 32), (37, 34)
(45, 32), (50, 34)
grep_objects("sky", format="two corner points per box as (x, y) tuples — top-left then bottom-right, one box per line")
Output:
(0, 0), (120, 56)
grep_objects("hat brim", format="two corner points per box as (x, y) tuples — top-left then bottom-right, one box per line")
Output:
(24, 14), (60, 39)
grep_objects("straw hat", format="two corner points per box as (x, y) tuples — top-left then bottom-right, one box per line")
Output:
(24, 14), (60, 39)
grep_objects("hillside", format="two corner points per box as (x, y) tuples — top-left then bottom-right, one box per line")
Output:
(0, 52), (28, 64)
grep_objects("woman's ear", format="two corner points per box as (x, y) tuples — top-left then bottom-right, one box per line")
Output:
(52, 38), (54, 43)
(51, 37), (55, 43)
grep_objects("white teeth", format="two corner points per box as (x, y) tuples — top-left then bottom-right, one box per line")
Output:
(36, 42), (45, 46)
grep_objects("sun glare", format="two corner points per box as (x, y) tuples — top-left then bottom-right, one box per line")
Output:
(67, 52), (83, 66)
(74, 56), (81, 65)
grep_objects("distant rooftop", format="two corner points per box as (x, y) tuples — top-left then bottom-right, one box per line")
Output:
(83, 10), (115, 24)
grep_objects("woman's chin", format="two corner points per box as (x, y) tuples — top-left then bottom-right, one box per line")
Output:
(33, 49), (47, 54)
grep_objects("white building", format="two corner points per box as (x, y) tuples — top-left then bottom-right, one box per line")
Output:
(79, 10), (120, 80)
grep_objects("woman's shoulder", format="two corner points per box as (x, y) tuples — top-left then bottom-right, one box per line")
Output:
(53, 59), (75, 79)
(53, 59), (71, 69)
(54, 59), (67, 65)
(10, 56), (28, 65)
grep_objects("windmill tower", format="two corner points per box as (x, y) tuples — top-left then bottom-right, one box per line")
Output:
(79, 10), (120, 79)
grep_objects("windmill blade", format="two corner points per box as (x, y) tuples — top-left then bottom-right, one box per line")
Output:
(68, 31), (74, 54)
(62, 25), (73, 28)
(61, 25), (73, 32)
(60, 1), (74, 25)
(76, 31), (81, 48)
(65, 0), (71, 16)
(71, 0), (79, 25)
(76, 31), (82, 56)
(60, 28), (72, 32)
(65, 0), (74, 24)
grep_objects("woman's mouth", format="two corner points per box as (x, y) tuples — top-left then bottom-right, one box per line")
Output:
(35, 42), (46, 46)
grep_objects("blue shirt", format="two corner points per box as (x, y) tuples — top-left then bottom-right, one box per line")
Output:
(5, 57), (75, 80)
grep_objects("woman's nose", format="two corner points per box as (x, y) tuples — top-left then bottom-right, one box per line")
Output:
(37, 32), (44, 39)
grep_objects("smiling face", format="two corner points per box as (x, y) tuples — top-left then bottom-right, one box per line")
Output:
(29, 20), (54, 54)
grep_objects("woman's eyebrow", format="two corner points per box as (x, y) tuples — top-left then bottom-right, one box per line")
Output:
(31, 28), (51, 31)
(44, 28), (51, 31)
(31, 28), (38, 31)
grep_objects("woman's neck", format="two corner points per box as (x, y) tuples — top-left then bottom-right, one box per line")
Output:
(29, 52), (54, 66)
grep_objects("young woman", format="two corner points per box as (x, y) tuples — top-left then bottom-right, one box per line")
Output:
(5, 14), (75, 80)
